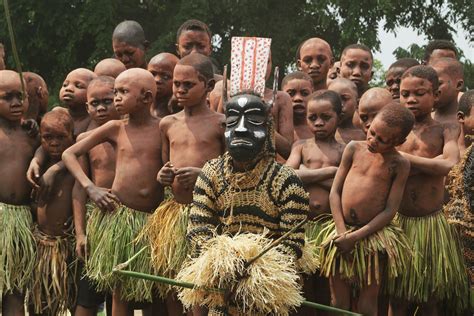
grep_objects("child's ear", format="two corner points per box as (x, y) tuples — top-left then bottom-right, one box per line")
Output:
(456, 79), (464, 92)
(86, 102), (92, 115)
(457, 111), (465, 123)
(141, 89), (154, 104)
(296, 59), (302, 71)
(206, 78), (216, 92)
(433, 88), (440, 102)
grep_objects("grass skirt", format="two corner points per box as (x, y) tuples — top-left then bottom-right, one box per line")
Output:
(28, 226), (76, 314)
(393, 211), (469, 312)
(0, 203), (35, 295)
(176, 232), (303, 316)
(319, 220), (410, 289)
(85, 204), (154, 302)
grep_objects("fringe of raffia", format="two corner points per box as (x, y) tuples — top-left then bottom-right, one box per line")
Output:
(28, 227), (76, 315)
(319, 219), (410, 290)
(85, 204), (155, 302)
(176, 231), (303, 316)
(137, 199), (189, 297)
(296, 237), (319, 274)
(0, 203), (35, 295)
(393, 211), (469, 313)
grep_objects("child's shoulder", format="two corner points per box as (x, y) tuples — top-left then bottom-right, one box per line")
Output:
(159, 113), (181, 128)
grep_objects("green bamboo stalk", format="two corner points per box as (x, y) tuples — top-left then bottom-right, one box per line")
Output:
(113, 246), (148, 272)
(115, 269), (362, 315)
(3, 0), (26, 98)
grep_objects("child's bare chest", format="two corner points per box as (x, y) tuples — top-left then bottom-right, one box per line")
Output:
(168, 120), (219, 148)
(89, 143), (115, 170)
(399, 126), (444, 158)
(116, 125), (161, 158)
(352, 151), (396, 180)
(302, 143), (342, 168)
(0, 130), (35, 160)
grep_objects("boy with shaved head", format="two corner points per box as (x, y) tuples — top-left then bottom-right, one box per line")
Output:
(94, 58), (126, 78)
(23, 71), (49, 122)
(63, 68), (164, 315)
(0, 70), (39, 315)
(147, 52), (180, 118)
(429, 57), (464, 124)
(296, 37), (335, 91)
(358, 87), (393, 134)
(112, 20), (149, 69)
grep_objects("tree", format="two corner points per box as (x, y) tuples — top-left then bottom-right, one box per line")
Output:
(1, 0), (472, 106)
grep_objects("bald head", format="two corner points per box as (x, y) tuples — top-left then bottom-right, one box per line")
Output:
(94, 58), (126, 78)
(358, 87), (393, 133)
(0, 70), (24, 89)
(43, 107), (74, 135)
(328, 78), (358, 94)
(297, 37), (333, 60)
(116, 68), (157, 97)
(429, 57), (463, 79)
(23, 72), (49, 119)
(149, 53), (179, 67)
(112, 20), (146, 49)
(67, 68), (97, 83)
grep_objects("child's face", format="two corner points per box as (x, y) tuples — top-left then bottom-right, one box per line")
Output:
(297, 42), (333, 86)
(462, 109), (474, 136)
(40, 121), (73, 161)
(87, 83), (119, 126)
(177, 30), (211, 58)
(432, 65), (459, 109)
(326, 61), (340, 86)
(385, 66), (406, 100)
(112, 40), (146, 69)
(0, 73), (28, 122)
(366, 117), (400, 154)
(173, 64), (208, 108)
(340, 49), (373, 93)
(113, 76), (143, 115)
(147, 59), (175, 100)
(400, 76), (437, 119)
(306, 99), (339, 140)
(328, 81), (357, 124)
(59, 70), (90, 110)
(358, 100), (385, 134)
(283, 79), (313, 118)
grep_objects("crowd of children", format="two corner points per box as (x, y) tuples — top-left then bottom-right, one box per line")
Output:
(0, 17), (472, 316)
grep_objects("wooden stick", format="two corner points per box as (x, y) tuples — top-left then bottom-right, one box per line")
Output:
(244, 218), (307, 268)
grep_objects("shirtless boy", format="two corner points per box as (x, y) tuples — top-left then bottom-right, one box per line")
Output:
(457, 90), (474, 155)
(357, 87), (393, 134)
(0, 70), (38, 316)
(385, 58), (419, 100)
(73, 76), (119, 316)
(296, 37), (335, 91)
(112, 20), (149, 69)
(429, 57), (464, 124)
(282, 71), (314, 141)
(147, 52), (179, 118)
(59, 68), (97, 138)
(319, 103), (414, 316)
(63, 68), (163, 316)
(23, 72), (48, 122)
(286, 90), (345, 314)
(94, 58), (126, 78)
(339, 44), (373, 98)
(149, 53), (225, 315)
(390, 65), (469, 315)
(28, 109), (76, 316)
(328, 78), (366, 142)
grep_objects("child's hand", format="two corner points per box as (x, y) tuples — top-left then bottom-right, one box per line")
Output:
(27, 158), (41, 188)
(157, 162), (176, 186)
(86, 185), (118, 212)
(175, 167), (201, 190)
(21, 119), (39, 137)
(335, 232), (356, 254)
(36, 166), (59, 202)
(76, 234), (87, 260)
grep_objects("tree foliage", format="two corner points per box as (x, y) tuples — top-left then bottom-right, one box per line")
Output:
(0, 0), (472, 104)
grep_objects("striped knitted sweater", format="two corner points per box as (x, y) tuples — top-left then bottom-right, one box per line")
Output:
(187, 152), (309, 259)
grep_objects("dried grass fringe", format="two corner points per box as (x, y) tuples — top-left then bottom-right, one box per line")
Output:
(393, 211), (469, 313)
(28, 227), (76, 315)
(0, 203), (35, 295)
(176, 231), (303, 316)
(137, 199), (189, 297)
(85, 204), (155, 302)
(319, 220), (410, 289)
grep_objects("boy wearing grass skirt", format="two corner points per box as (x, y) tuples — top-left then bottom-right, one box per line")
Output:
(63, 68), (164, 315)
(285, 90), (345, 313)
(0, 70), (39, 315)
(27, 109), (77, 315)
(149, 53), (225, 315)
(390, 65), (470, 315)
(319, 104), (414, 316)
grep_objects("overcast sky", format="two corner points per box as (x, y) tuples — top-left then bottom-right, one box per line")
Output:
(374, 21), (473, 69)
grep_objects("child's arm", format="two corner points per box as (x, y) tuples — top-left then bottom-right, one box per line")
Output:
(336, 157), (410, 253)
(156, 119), (175, 186)
(329, 142), (356, 235)
(401, 123), (459, 175)
(72, 155), (90, 260)
(62, 121), (119, 211)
